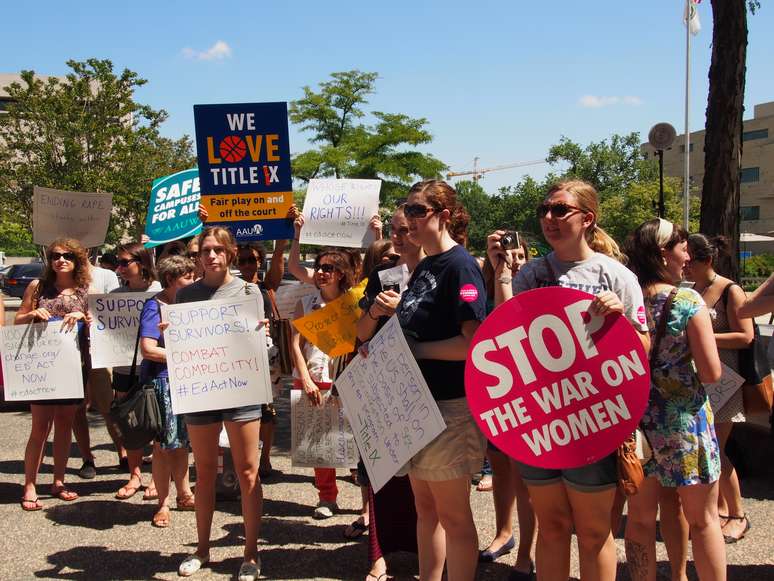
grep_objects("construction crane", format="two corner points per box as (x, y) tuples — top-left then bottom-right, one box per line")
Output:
(446, 157), (547, 182)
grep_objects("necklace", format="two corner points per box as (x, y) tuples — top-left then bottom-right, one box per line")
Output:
(699, 273), (718, 296)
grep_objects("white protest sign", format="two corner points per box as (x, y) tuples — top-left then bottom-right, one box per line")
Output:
(300, 179), (381, 248)
(33, 186), (113, 248)
(290, 389), (359, 468)
(88, 292), (155, 368)
(162, 295), (272, 414)
(377, 263), (410, 293)
(1, 322), (84, 401)
(273, 283), (317, 319)
(334, 315), (446, 492)
(704, 362), (745, 414)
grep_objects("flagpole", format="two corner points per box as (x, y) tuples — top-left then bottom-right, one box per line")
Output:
(683, 0), (691, 231)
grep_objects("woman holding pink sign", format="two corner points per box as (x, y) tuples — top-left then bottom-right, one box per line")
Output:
(487, 180), (650, 581)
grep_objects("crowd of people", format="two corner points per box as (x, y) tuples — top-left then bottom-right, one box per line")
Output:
(1, 177), (773, 581)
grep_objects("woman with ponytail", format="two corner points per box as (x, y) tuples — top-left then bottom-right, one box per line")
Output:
(487, 179), (649, 581)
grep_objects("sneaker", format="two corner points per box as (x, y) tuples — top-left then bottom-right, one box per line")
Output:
(237, 557), (261, 581)
(78, 460), (96, 480)
(178, 554), (209, 577)
(313, 501), (337, 519)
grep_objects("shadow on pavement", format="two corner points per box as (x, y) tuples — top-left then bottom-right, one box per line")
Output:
(45, 499), (153, 530)
(35, 546), (184, 580)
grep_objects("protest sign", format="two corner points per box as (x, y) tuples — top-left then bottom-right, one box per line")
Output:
(88, 292), (155, 368)
(292, 286), (364, 358)
(193, 102), (293, 241)
(290, 389), (358, 468)
(1, 322), (84, 401)
(335, 315), (446, 492)
(377, 263), (410, 293)
(33, 187), (112, 248)
(144, 168), (202, 248)
(704, 363), (745, 414)
(465, 287), (650, 469)
(162, 295), (272, 414)
(300, 179), (381, 248)
(273, 284), (317, 320)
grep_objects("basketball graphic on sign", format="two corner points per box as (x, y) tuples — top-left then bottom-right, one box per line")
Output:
(219, 135), (247, 163)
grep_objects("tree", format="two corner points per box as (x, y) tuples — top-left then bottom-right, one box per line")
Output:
(289, 70), (446, 205)
(700, 1), (760, 279)
(0, 59), (194, 249)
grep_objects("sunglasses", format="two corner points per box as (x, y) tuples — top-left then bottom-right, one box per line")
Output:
(49, 251), (76, 262)
(404, 204), (438, 219)
(315, 264), (337, 274)
(536, 202), (584, 219)
(238, 256), (258, 266)
(117, 258), (139, 268)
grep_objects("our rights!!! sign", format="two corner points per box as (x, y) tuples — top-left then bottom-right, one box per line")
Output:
(465, 287), (650, 469)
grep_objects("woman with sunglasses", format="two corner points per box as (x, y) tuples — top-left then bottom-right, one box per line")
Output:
(186, 238), (204, 279)
(487, 180), (649, 581)
(112, 242), (162, 501)
(17, 238), (92, 511)
(175, 226), (265, 580)
(356, 205), (424, 581)
(290, 247), (357, 518)
(624, 220), (725, 581)
(390, 180), (487, 581)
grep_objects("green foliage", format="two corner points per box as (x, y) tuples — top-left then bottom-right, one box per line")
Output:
(289, 70), (446, 205)
(742, 253), (774, 278)
(0, 58), (195, 249)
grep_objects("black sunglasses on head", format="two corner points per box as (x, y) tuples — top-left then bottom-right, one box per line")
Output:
(536, 202), (585, 220)
(404, 203), (438, 219)
(49, 251), (76, 262)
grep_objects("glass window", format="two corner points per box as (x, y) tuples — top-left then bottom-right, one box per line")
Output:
(742, 128), (768, 141)
(740, 206), (760, 221)
(740, 167), (760, 183)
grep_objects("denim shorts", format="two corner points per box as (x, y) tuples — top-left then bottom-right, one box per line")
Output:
(514, 452), (618, 492)
(184, 404), (262, 426)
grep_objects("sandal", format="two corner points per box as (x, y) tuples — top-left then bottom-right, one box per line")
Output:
(151, 506), (171, 528)
(176, 493), (196, 511)
(51, 486), (78, 501)
(343, 517), (368, 539)
(115, 483), (140, 500)
(21, 497), (42, 511)
(142, 486), (159, 501)
(476, 475), (493, 492)
(722, 514), (751, 544)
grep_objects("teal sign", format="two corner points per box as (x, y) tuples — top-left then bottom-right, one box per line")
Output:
(144, 168), (202, 248)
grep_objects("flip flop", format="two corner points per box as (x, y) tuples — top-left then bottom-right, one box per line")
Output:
(176, 493), (196, 511)
(51, 487), (78, 501)
(344, 518), (368, 539)
(151, 506), (171, 528)
(21, 497), (42, 511)
(115, 483), (140, 500)
(142, 486), (159, 501)
(476, 476), (493, 492)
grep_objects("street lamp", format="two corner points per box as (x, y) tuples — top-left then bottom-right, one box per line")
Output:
(648, 123), (677, 218)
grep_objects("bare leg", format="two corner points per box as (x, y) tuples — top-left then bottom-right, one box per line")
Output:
(258, 418), (274, 474)
(72, 403), (94, 463)
(525, 482), (573, 581)
(567, 486), (617, 581)
(23, 405), (55, 500)
(51, 405), (78, 491)
(225, 419), (262, 563)
(152, 443), (172, 509)
(483, 448), (515, 553)
(715, 423), (746, 539)
(116, 448), (144, 497)
(659, 487), (689, 581)
(409, 475), (446, 581)
(625, 476), (661, 581)
(513, 466), (536, 572)
(187, 422), (222, 558)
(429, 477), (479, 581)
(170, 448), (193, 500)
(678, 482), (726, 581)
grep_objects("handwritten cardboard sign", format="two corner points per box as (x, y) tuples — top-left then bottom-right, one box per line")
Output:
(299, 179), (381, 248)
(162, 295), (272, 414)
(88, 292), (155, 368)
(1, 322), (84, 401)
(273, 283), (317, 320)
(704, 363), (745, 414)
(290, 389), (358, 468)
(465, 287), (650, 469)
(292, 286), (364, 358)
(33, 186), (113, 248)
(334, 315), (446, 492)
(193, 102), (293, 241)
(144, 168), (202, 248)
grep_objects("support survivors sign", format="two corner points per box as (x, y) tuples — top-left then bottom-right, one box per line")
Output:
(144, 169), (202, 248)
(33, 187), (113, 248)
(193, 102), (294, 241)
(88, 293), (155, 368)
(1, 323), (84, 401)
(465, 287), (650, 469)
(334, 316), (446, 493)
(162, 296), (272, 414)
(300, 179), (381, 248)
(290, 389), (358, 468)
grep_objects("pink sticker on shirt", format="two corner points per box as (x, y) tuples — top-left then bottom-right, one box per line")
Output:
(636, 305), (647, 326)
(459, 284), (479, 303)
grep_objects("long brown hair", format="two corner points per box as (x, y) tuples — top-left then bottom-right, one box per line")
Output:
(408, 179), (470, 247)
(315, 248), (356, 292)
(362, 239), (395, 281)
(41, 238), (91, 289)
(625, 219), (688, 287)
(116, 242), (157, 284)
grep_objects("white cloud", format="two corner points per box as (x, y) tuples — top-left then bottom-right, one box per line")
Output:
(182, 40), (232, 61)
(579, 95), (643, 108)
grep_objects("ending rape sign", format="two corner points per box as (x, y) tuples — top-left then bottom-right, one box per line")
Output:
(465, 287), (649, 469)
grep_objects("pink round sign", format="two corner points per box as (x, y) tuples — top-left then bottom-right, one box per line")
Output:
(465, 287), (650, 469)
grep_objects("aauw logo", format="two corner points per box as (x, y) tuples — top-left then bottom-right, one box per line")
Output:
(236, 223), (263, 236)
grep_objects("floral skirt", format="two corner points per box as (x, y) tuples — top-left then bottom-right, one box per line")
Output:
(153, 376), (189, 450)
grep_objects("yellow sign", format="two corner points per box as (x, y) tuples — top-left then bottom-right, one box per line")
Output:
(201, 191), (294, 223)
(292, 281), (367, 358)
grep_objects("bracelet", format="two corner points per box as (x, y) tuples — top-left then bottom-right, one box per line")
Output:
(497, 275), (513, 284)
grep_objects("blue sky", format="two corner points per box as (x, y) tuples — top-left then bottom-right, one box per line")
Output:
(3, 1), (773, 193)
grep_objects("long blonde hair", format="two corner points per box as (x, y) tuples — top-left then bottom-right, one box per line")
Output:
(545, 180), (624, 262)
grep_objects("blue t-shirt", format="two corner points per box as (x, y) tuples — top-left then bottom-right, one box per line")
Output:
(139, 296), (166, 382)
(397, 245), (487, 400)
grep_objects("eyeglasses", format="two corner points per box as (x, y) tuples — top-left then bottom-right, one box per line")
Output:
(536, 202), (585, 220)
(315, 264), (337, 274)
(117, 258), (139, 268)
(49, 252), (76, 262)
(404, 204), (438, 219)
(238, 256), (258, 266)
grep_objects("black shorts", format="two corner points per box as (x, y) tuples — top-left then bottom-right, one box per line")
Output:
(260, 403), (277, 423)
(514, 452), (618, 492)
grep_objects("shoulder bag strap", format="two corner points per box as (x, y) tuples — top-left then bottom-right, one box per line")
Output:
(128, 298), (155, 388)
(267, 288), (281, 320)
(649, 287), (678, 369)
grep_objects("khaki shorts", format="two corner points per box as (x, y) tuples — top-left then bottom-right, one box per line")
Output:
(87, 367), (114, 415)
(408, 397), (486, 482)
